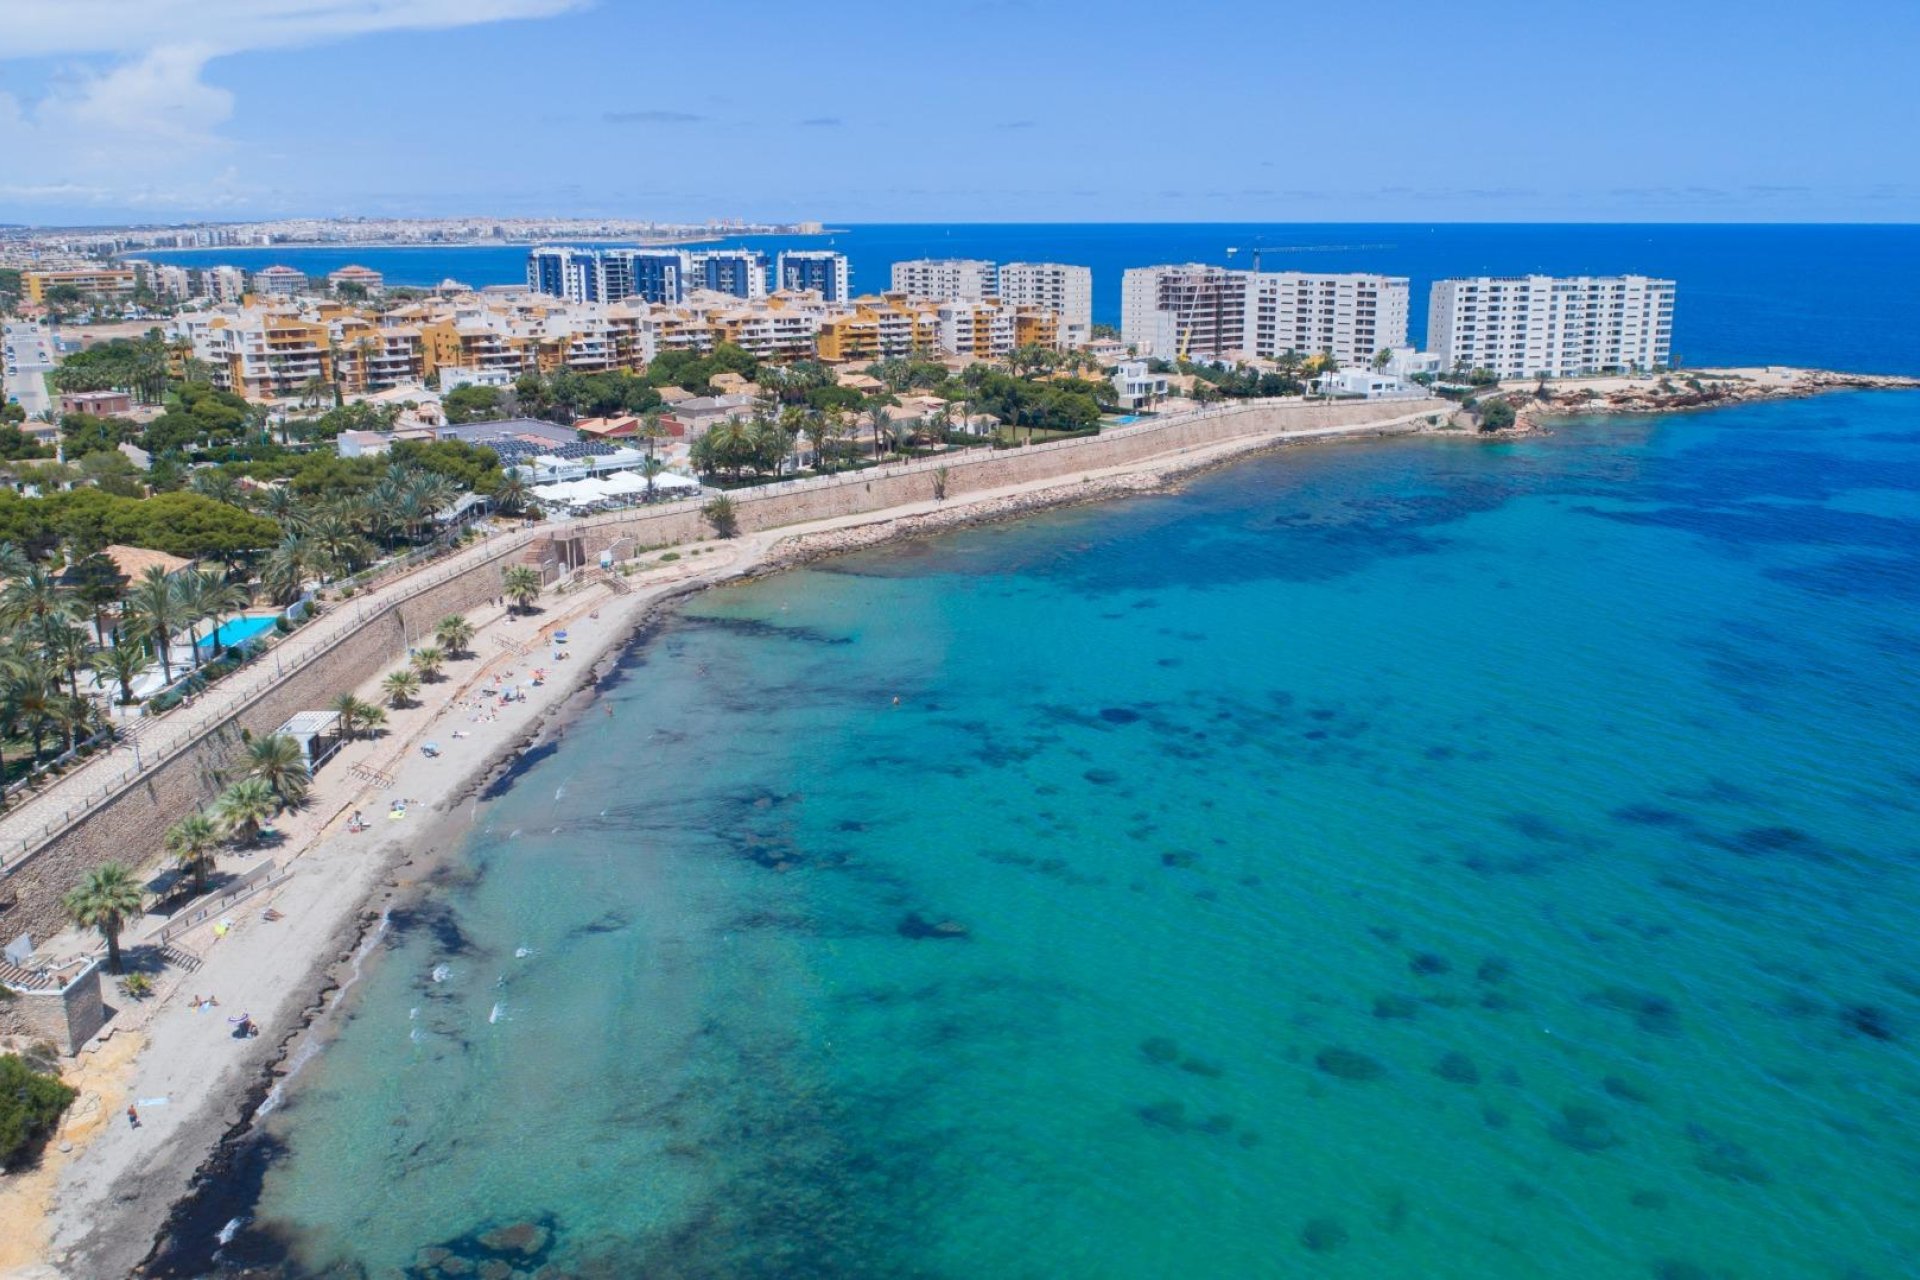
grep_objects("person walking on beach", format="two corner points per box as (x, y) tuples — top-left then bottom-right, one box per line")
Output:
(127, 1105), (140, 1128)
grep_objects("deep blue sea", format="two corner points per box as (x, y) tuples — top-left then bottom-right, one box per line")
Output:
(143, 223), (1920, 375)
(164, 389), (1920, 1279)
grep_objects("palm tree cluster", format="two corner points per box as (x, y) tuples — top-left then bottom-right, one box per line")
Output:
(160, 731), (312, 894)
(0, 544), (118, 789)
(120, 563), (251, 685)
(254, 465), (464, 604)
(384, 615), (472, 709)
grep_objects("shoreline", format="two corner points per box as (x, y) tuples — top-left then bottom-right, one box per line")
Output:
(1510, 365), (1920, 432)
(10, 383), (1902, 1276)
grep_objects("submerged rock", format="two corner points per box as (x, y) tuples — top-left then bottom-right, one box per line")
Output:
(1603, 1075), (1655, 1106)
(1841, 1004), (1896, 1041)
(478, 1222), (550, 1256)
(1433, 1052), (1481, 1085)
(1299, 1217), (1350, 1253)
(1549, 1103), (1622, 1153)
(1373, 993), (1420, 1020)
(1315, 1047), (1386, 1082)
(1409, 952), (1452, 976)
(1140, 1036), (1180, 1064)
(896, 913), (970, 940)
(1137, 1099), (1187, 1130)
(1629, 1189), (1669, 1211)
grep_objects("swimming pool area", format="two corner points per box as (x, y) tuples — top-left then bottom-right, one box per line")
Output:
(197, 613), (279, 655)
(1107, 414), (1146, 425)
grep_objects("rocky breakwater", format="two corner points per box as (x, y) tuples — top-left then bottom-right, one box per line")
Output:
(1516, 366), (1920, 429)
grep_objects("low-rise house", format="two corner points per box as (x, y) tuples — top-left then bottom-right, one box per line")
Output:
(575, 415), (640, 440)
(338, 430), (392, 458)
(58, 389), (133, 417)
(661, 394), (759, 438)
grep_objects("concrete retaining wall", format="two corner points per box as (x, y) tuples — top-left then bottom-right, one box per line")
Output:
(0, 398), (1442, 950)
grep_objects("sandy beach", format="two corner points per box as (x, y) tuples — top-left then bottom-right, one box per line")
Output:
(0, 406), (1436, 1279)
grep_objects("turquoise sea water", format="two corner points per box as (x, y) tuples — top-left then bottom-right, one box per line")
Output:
(171, 393), (1920, 1279)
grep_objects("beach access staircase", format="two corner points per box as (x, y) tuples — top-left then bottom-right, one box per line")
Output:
(0, 398), (1444, 880)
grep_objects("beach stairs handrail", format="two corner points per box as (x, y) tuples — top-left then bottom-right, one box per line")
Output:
(593, 567), (633, 595)
(144, 860), (294, 949)
(158, 943), (203, 974)
(493, 633), (532, 657)
(349, 761), (397, 789)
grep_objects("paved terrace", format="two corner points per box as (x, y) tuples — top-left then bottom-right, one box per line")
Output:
(0, 395), (1442, 875)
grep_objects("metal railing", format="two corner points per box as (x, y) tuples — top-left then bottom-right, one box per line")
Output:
(144, 858), (291, 948)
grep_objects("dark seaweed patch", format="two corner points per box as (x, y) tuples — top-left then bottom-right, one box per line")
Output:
(1603, 1075), (1655, 1106)
(1585, 986), (1683, 1035)
(1409, 952), (1452, 976)
(1373, 994), (1419, 1020)
(1434, 1052), (1480, 1085)
(1840, 1004), (1896, 1041)
(1098, 707), (1143, 725)
(1299, 1217), (1349, 1253)
(1611, 804), (1693, 828)
(1315, 1047), (1386, 1081)
(1548, 1103), (1622, 1153)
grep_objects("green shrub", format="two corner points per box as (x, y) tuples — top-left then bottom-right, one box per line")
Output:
(0, 1053), (77, 1168)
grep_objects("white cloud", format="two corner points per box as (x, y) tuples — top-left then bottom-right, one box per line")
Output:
(0, 1), (588, 212)
(3, 1), (589, 59)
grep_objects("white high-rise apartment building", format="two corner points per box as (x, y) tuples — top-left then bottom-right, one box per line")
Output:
(1427, 275), (1675, 378)
(890, 258), (997, 302)
(1121, 265), (1409, 364)
(1247, 272), (1408, 366)
(996, 262), (1093, 332)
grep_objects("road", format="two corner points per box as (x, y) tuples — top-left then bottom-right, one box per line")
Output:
(3, 319), (58, 420)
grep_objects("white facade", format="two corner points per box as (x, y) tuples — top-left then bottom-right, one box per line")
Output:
(1427, 275), (1676, 379)
(1112, 359), (1169, 410)
(1247, 272), (1408, 366)
(1122, 264), (1408, 364)
(439, 365), (517, 392)
(891, 258), (997, 302)
(996, 262), (1092, 333)
(254, 265), (306, 297)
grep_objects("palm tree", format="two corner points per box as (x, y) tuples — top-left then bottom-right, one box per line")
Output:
(502, 565), (542, 616)
(240, 732), (310, 806)
(101, 639), (147, 705)
(259, 534), (332, 605)
(122, 567), (184, 684)
(214, 778), (279, 846)
(434, 615), (474, 657)
(0, 541), (31, 583)
(492, 470), (530, 518)
(0, 659), (59, 761)
(185, 569), (251, 659)
(409, 646), (445, 681)
(356, 702), (387, 739)
(868, 402), (894, 461)
(43, 623), (94, 704)
(63, 863), (145, 972)
(0, 565), (85, 652)
(640, 454), (666, 499)
(382, 669), (421, 708)
(331, 691), (368, 741)
(164, 813), (221, 893)
(50, 694), (96, 754)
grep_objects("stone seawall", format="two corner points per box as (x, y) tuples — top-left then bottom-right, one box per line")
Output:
(0, 397), (1443, 951)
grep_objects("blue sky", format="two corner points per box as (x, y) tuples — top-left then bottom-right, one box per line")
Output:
(1, 0), (1914, 226)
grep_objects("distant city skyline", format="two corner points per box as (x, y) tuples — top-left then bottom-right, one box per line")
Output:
(2, 0), (1916, 226)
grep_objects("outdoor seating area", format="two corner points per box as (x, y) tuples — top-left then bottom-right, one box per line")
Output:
(529, 470), (701, 515)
